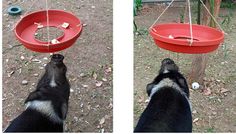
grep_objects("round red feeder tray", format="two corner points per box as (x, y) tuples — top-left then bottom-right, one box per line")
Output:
(15, 10), (83, 53)
(150, 23), (224, 54)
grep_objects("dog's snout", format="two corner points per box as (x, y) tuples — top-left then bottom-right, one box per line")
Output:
(51, 54), (64, 63)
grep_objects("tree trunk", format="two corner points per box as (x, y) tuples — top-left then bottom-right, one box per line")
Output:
(189, 0), (221, 85)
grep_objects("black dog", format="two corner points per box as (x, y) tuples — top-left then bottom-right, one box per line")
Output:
(134, 58), (192, 132)
(4, 54), (70, 132)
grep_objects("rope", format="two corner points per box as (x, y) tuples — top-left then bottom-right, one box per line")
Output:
(187, 0), (193, 46)
(199, 0), (225, 33)
(45, 0), (50, 51)
(149, 0), (175, 29)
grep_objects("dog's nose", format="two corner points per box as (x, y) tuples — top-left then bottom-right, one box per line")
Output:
(51, 54), (64, 63)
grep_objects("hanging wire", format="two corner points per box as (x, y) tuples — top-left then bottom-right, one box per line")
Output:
(199, 0), (225, 33)
(187, 0), (193, 46)
(149, 0), (175, 30)
(45, 0), (50, 51)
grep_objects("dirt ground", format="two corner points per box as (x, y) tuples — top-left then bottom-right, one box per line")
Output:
(2, 0), (113, 132)
(134, 2), (236, 132)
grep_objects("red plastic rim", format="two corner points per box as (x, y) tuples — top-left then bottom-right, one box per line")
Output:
(150, 23), (224, 54)
(15, 10), (83, 53)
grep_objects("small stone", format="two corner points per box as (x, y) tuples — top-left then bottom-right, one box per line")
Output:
(99, 117), (105, 125)
(91, 6), (95, 9)
(193, 118), (199, 123)
(82, 23), (87, 27)
(212, 111), (217, 115)
(22, 80), (28, 85)
(70, 88), (74, 93)
(79, 73), (86, 77)
(74, 117), (78, 122)
(33, 73), (39, 77)
(80, 103), (84, 108)
(20, 56), (25, 60)
(43, 57), (48, 60)
(82, 84), (88, 88)
(39, 66), (44, 70)
(32, 59), (41, 63)
(192, 110), (197, 114)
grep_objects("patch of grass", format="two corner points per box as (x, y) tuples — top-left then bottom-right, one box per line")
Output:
(221, 1), (236, 9)
(206, 127), (215, 132)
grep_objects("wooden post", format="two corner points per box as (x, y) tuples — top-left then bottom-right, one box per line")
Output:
(189, 0), (221, 85)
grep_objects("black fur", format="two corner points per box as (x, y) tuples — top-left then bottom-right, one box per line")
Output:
(4, 54), (70, 132)
(134, 58), (192, 132)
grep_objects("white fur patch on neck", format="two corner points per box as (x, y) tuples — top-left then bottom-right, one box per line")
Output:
(25, 100), (63, 123)
(149, 78), (181, 98)
(50, 75), (57, 87)
(149, 78), (192, 111)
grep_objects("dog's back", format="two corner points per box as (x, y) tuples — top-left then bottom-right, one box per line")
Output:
(134, 86), (192, 132)
(5, 109), (63, 132)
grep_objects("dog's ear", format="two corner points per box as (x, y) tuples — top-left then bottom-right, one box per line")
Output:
(177, 78), (190, 98)
(146, 83), (154, 97)
(24, 91), (43, 103)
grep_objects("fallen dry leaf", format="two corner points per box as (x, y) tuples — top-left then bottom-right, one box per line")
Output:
(105, 67), (112, 73)
(96, 81), (103, 87)
(203, 88), (211, 96)
(99, 117), (105, 125)
(220, 88), (230, 93)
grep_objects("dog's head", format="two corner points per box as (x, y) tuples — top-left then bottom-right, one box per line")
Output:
(159, 58), (179, 74)
(146, 58), (189, 98)
(45, 54), (67, 84)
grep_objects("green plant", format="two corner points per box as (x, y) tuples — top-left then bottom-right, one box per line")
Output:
(206, 127), (215, 132)
(220, 0), (236, 9)
(209, 0), (216, 27)
(135, 0), (142, 10)
(134, 0), (142, 16)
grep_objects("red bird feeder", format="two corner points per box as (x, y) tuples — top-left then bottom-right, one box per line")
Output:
(15, 10), (82, 53)
(150, 23), (224, 54)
